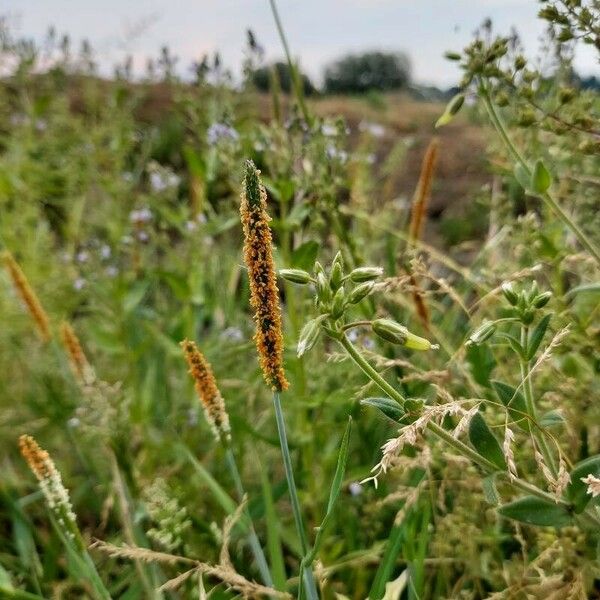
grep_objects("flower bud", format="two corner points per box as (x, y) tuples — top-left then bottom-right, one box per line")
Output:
(279, 268), (312, 284)
(522, 308), (535, 325)
(297, 317), (325, 357)
(316, 272), (332, 303)
(501, 282), (518, 306)
(466, 320), (496, 346)
(330, 252), (344, 290)
(532, 291), (552, 308)
(347, 281), (374, 305)
(349, 267), (383, 283)
(331, 287), (346, 319)
(371, 319), (436, 350)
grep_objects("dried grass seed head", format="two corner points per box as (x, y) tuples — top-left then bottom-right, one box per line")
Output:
(180, 339), (230, 439)
(240, 160), (289, 392)
(2, 251), (51, 342)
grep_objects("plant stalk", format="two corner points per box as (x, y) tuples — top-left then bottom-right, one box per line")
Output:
(519, 326), (558, 476)
(223, 445), (274, 588)
(479, 82), (600, 265)
(272, 391), (319, 599)
(338, 333), (570, 507)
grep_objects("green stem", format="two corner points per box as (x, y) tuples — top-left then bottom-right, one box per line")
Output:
(0, 588), (47, 600)
(223, 446), (274, 588)
(268, 0), (311, 125)
(480, 82), (600, 265)
(272, 391), (319, 600)
(338, 333), (570, 507)
(519, 326), (558, 477)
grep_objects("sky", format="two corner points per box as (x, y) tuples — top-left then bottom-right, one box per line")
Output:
(3, 1), (598, 87)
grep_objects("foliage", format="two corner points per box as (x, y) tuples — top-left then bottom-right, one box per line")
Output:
(324, 51), (411, 94)
(0, 1), (599, 598)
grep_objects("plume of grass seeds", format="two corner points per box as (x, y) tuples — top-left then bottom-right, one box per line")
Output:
(180, 339), (230, 439)
(2, 251), (51, 342)
(60, 321), (95, 384)
(19, 435), (112, 599)
(240, 160), (289, 392)
(19, 434), (77, 534)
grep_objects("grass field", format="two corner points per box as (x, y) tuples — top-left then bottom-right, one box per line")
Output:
(1, 4), (600, 599)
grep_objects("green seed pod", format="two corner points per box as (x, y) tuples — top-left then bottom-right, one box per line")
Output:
(501, 282), (519, 306)
(444, 51), (462, 61)
(331, 287), (346, 318)
(330, 252), (344, 290)
(316, 272), (332, 303)
(532, 291), (552, 308)
(347, 281), (374, 304)
(371, 319), (435, 350)
(435, 93), (465, 128)
(349, 266), (384, 283)
(558, 87), (576, 104)
(371, 319), (408, 345)
(467, 320), (496, 346)
(514, 55), (526, 70)
(314, 261), (325, 276)
(531, 159), (552, 194)
(297, 317), (324, 357)
(279, 268), (312, 284)
(404, 330), (436, 351)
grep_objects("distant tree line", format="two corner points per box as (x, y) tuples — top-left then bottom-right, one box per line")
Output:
(251, 51), (412, 96)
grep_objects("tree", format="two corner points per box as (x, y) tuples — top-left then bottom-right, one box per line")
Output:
(324, 51), (411, 94)
(251, 61), (315, 96)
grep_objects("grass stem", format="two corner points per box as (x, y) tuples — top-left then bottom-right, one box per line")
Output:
(223, 446), (274, 588)
(272, 391), (319, 600)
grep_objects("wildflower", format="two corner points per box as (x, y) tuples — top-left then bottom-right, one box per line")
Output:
(180, 339), (230, 439)
(207, 122), (239, 145)
(240, 160), (289, 392)
(321, 123), (338, 137)
(2, 251), (51, 342)
(60, 322), (95, 385)
(76, 250), (89, 263)
(149, 169), (180, 193)
(99, 244), (111, 260)
(73, 278), (86, 291)
(129, 207), (153, 224)
(581, 474), (600, 498)
(19, 435), (77, 534)
(358, 120), (385, 138)
(349, 482), (363, 497)
(221, 326), (244, 342)
(326, 145), (348, 163)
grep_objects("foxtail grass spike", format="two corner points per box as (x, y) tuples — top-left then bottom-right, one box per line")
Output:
(180, 339), (231, 439)
(408, 138), (438, 245)
(19, 435), (77, 533)
(240, 160), (289, 392)
(60, 321), (94, 385)
(2, 251), (51, 342)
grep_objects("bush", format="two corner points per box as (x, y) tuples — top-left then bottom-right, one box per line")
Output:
(324, 51), (411, 94)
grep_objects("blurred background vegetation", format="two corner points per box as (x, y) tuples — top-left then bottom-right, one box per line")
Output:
(0, 1), (599, 598)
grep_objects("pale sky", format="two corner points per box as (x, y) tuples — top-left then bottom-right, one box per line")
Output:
(3, 1), (598, 87)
